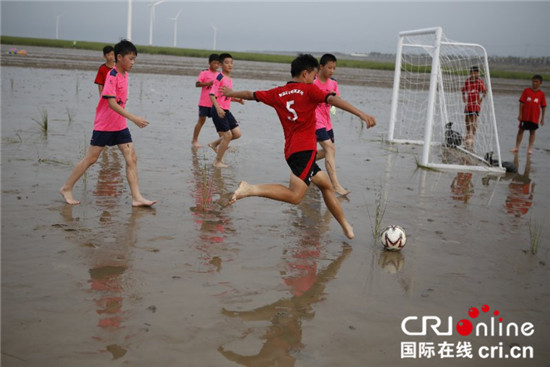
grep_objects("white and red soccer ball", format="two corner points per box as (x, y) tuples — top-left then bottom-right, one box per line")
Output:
(380, 225), (407, 251)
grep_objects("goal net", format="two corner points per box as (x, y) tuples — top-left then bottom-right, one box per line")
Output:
(388, 27), (504, 172)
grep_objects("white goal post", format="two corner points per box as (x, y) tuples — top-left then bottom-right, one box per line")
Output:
(388, 27), (505, 173)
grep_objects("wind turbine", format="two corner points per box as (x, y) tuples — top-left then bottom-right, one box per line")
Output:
(149, 0), (165, 46)
(211, 23), (217, 50)
(169, 9), (183, 48)
(127, 0), (132, 40)
(55, 14), (64, 39)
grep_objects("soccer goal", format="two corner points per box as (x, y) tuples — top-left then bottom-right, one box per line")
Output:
(388, 27), (505, 173)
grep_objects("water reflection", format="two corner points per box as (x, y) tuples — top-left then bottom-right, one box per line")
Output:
(92, 148), (124, 204)
(218, 190), (351, 366)
(60, 151), (154, 360)
(505, 154), (534, 217)
(190, 149), (234, 273)
(450, 172), (474, 203)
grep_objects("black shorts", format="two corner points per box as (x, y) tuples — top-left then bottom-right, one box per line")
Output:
(316, 128), (335, 143)
(519, 121), (539, 131)
(198, 106), (212, 118)
(211, 107), (239, 132)
(464, 110), (479, 116)
(90, 128), (132, 147)
(286, 150), (321, 186)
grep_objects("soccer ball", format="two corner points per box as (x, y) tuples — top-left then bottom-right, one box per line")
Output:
(380, 225), (407, 251)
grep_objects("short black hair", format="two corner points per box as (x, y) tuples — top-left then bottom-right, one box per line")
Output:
(219, 53), (232, 63)
(114, 39), (137, 60)
(102, 45), (114, 55)
(209, 53), (219, 63)
(291, 54), (319, 77)
(320, 53), (337, 66)
(533, 74), (543, 82)
(470, 66), (480, 73)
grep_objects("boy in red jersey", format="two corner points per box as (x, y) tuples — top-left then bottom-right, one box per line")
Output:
(461, 66), (487, 149)
(192, 53), (219, 148)
(222, 54), (376, 239)
(60, 40), (156, 207)
(94, 45), (115, 96)
(511, 75), (546, 155)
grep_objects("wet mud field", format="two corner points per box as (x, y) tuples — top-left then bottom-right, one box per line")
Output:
(2, 46), (549, 366)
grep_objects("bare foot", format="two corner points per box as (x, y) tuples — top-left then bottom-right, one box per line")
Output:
(335, 186), (350, 197)
(510, 148), (519, 153)
(229, 181), (251, 204)
(132, 198), (157, 207)
(208, 142), (218, 153)
(213, 161), (228, 168)
(528, 150), (533, 155)
(192, 141), (202, 148)
(342, 221), (355, 239)
(59, 186), (80, 205)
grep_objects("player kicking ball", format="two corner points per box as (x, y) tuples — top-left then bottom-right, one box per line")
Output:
(222, 54), (376, 239)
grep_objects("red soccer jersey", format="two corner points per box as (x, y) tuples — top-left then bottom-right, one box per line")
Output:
(462, 77), (486, 112)
(94, 63), (113, 86)
(254, 82), (332, 159)
(519, 88), (547, 124)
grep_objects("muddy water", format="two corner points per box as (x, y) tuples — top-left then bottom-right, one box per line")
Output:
(1, 46), (549, 366)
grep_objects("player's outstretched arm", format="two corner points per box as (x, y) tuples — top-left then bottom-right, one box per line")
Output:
(222, 87), (254, 101)
(327, 95), (376, 128)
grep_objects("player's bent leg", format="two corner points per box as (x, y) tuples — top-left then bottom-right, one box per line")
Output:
(230, 174), (308, 205)
(60, 145), (104, 205)
(192, 116), (207, 148)
(316, 149), (326, 161)
(214, 131), (233, 168)
(230, 126), (241, 140)
(312, 171), (354, 239)
(319, 139), (349, 196)
(118, 143), (156, 207)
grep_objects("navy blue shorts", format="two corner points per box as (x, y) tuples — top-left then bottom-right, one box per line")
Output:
(316, 128), (335, 143)
(90, 128), (132, 147)
(211, 107), (239, 132)
(286, 150), (321, 186)
(198, 106), (212, 118)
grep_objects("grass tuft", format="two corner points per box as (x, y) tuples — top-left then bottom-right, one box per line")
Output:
(367, 186), (387, 243)
(528, 219), (543, 255)
(33, 108), (48, 134)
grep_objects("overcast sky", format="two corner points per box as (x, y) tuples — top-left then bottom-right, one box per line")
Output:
(1, 1), (549, 57)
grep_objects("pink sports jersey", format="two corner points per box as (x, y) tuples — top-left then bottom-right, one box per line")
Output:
(313, 77), (339, 130)
(254, 82), (332, 159)
(94, 67), (128, 131)
(519, 88), (547, 124)
(197, 69), (219, 107)
(210, 73), (233, 110)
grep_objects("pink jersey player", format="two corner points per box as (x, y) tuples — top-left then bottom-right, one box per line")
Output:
(94, 66), (128, 131)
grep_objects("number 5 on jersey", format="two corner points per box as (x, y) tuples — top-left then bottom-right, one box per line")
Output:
(286, 100), (298, 121)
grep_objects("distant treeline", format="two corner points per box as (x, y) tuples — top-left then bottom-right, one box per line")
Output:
(2, 36), (548, 80)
